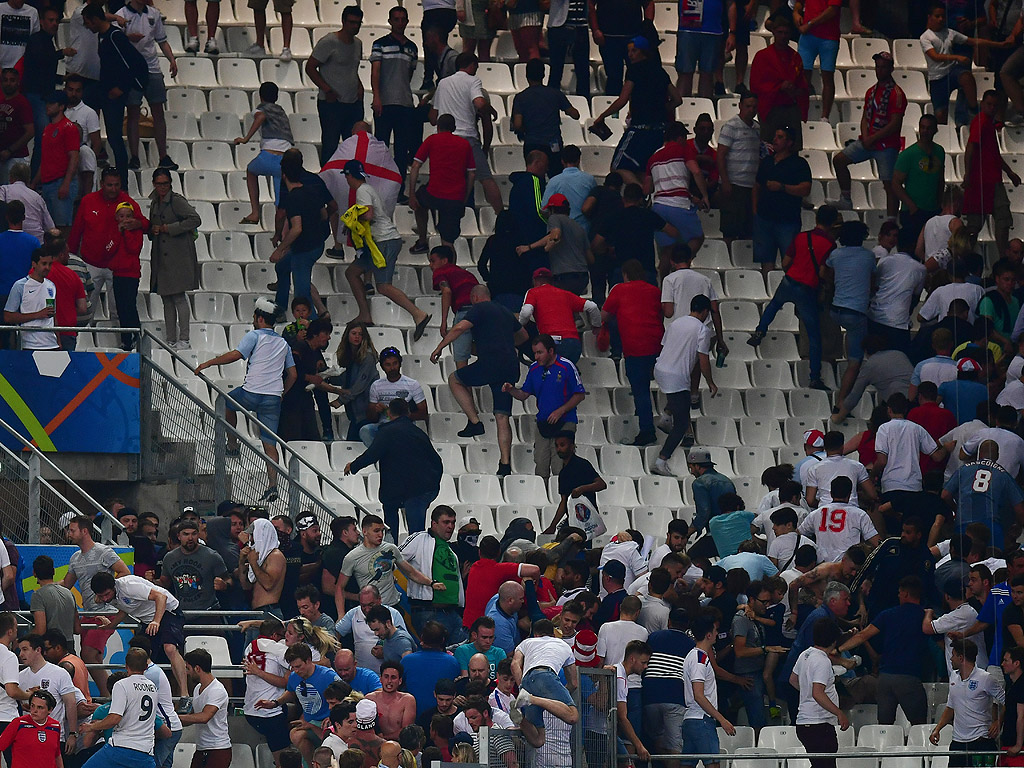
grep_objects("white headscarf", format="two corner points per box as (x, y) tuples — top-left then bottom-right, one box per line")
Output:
(247, 518), (279, 583)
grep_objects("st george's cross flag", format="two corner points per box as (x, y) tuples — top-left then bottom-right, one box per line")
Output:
(319, 130), (403, 217)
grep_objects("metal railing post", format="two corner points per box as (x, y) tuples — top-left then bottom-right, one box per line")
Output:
(214, 394), (227, 505)
(139, 332), (154, 477)
(27, 452), (40, 543)
(288, 454), (301, 516)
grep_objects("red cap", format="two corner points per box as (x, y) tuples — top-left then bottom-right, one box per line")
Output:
(543, 193), (569, 210)
(532, 267), (554, 280)
(957, 358), (981, 373)
(803, 429), (825, 448)
(572, 629), (601, 667)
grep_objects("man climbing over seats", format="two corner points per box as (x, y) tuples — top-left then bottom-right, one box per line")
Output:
(509, 619), (579, 748)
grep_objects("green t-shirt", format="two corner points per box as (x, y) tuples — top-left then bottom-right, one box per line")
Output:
(979, 293), (1021, 335)
(452, 642), (507, 678)
(432, 536), (460, 606)
(894, 142), (945, 213)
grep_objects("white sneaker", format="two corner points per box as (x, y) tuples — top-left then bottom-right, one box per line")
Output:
(204, 38), (219, 55)
(176, 340), (191, 350)
(651, 458), (675, 477)
(509, 689), (531, 726)
(185, 35), (199, 53)
(278, 47), (292, 62)
(245, 43), (266, 56)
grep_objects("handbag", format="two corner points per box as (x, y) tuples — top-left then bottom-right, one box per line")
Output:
(124, 106), (154, 139)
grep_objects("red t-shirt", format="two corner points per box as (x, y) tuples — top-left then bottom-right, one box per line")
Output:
(964, 111), (1002, 215)
(431, 263), (478, 311)
(463, 559), (524, 628)
(863, 80), (907, 151)
(804, 0), (842, 40)
(785, 229), (834, 288)
(524, 283), (586, 339)
(685, 138), (719, 186)
(48, 261), (85, 336)
(39, 116), (80, 184)
(0, 92), (31, 158)
(603, 280), (664, 357)
(0, 716), (62, 768)
(909, 402), (955, 474)
(414, 132), (476, 201)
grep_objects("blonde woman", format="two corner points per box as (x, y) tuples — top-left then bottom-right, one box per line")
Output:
(332, 320), (379, 441)
(286, 617), (341, 665)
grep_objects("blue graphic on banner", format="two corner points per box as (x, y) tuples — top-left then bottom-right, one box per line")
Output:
(0, 350), (140, 453)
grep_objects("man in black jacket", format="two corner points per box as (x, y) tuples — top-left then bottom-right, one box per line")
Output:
(344, 398), (443, 538)
(81, 3), (148, 188)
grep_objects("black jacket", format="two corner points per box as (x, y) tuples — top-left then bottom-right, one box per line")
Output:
(98, 25), (149, 96)
(349, 416), (442, 506)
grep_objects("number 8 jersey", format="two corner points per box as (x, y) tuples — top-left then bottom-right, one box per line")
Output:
(108, 674), (158, 754)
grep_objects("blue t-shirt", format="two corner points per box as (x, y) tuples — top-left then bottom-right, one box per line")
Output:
(348, 666), (382, 695)
(827, 246), (876, 314)
(286, 665), (342, 722)
(871, 602), (928, 677)
(485, 594), (520, 655)
(944, 459), (1024, 542)
(643, 628), (694, 705)
(400, 650), (462, 715)
(709, 511), (757, 558)
(522, 356), (586, 425)
(938, 379), (989, 425)
(0, 230), (41, 295)
(717, 551), (779, 581)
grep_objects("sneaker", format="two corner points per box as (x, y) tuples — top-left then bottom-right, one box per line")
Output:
(176, 340), (191, 350)
(325, 245), (346, 259)
(458, 420), (485, 438)
(808, 378), (830, 391)
(365, 282), (375, 296)
(496, 462), (512, 477)
(651, 458), (675, 477)
(826, 196), (854, 211)
(185, 35), (200, 53)
(746, 330), (765, 347)
(204, 38), (219, 55)
(278, 47), (292, 62)
(714, 81), (727, 96)
(245, 43), (267, 56)
(768, 704), (782, 719)
(176, 696), (193, 715)
(259, 486), (279, 504)
(626, 431), (657, 446)
(158, 155), (179, 171)
(127, 156), (140, 170)
(509, 689), (531, 726)
(682, 431), (695, 448)
(689, 392), (702, 409)
(409, 240), (429, 255)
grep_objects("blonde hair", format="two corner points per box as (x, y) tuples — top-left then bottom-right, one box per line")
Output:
(948, 227), (975, 260)
(398, 750), (417, 768)
(451, 744), (478, 763)
(336, 320), (376, 367)
(288, 617), (341, 656)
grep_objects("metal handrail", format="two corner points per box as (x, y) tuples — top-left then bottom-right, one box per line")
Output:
(628, 751), (1003, 761)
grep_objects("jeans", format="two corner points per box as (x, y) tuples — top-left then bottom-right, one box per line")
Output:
(410, 605), (467, 644)
(735, 672), (766, 729)
(753, 215), (802, 266)
(154, 728), (181, 768)
(26, 92), (47, 178)
(548, 25), (590, 97)
(600, 36), (630, 95)
(624, 354), (657, 433)
(661, 389), (692, 459)
(382, 489), (436, 538)
(317, 99), (365, 166)
(374, 104), (419, 181)
(101, 94), (129, 188)
(555, 337), (581, 363)
(112, 276), (140, 349)
(757, 275), (822, 380)
(275, 246), (323, 311)
(521, 668), (577, 727)
(41, 177), (78, 227)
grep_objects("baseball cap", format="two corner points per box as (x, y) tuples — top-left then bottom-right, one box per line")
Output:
(601, 560), (626, 582)
(343, 159), (367, 180)
(957, 358), (981, 374)
(704, 565), (727, 585)
(543, 193), (569, 210)
(457, 515), (481, 531)
(572, 629), (600, 667)
(532, 267), (554, 281)
(295, 513), (318, 531)
(803, 429), (826, 449)
(686, 447), (714, 465)
(629, 35), (651, 50)
(356, 699), (377, 730)
(873, 51), (894, 63)
(59, 511), (76, 530)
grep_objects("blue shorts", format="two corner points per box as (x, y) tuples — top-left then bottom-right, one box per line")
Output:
(451, 306), (472, 363)
(41, 177), (78, 227)
(84, 745), (156, 768)
(681, 715), (720, 767)
(353, 237), (401, 285)
(223, 387), (282, 442)
(521, 668), (576, 728)
(612, 125), (665, 175)
(246, 713), (292, 752)
(247, 150), (284, 206)
(653, 202), (704, 246)
(675, 30), (722, 73)
(455, 356), (518, 415)
(798, 34), (840, 72)
(929, 66), (971, 111)
(841, 139), (899, 181)
(830, 307), (868, 361)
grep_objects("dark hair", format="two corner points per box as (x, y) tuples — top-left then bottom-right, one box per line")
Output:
(525, 57), (545, 81)
(887, 392), (910, 415)
(284, 644), (313, 663)
(366, 605), (392, 626)
(812, 617), (842, 647)
(152, 167), (173, 185)
(649, 567), (672, 594)
(664, 121), (688, 142)
(691, 615), (717, 641)
(434, 677), (457, 696)
(342, 4), (363, 20)
(279, 750), (303, 768)
(32, 555), (55, 581)
(690, 294), (712, 314)
(419, 620), (447, 649)
(562, 145), (581, 165)
(623, 183), (644, 202)
(455, 51), (478, 70)
(838, 220), (869, 247)
(29, 689), (56, 710)
(795, 545), (818, 568)
(816, 204), (839, 227)
(379, 660), (404, 679)
(389, 398), (410, 418)
(362, 514), (384, 529)
(90, 571), (115, 595)
(770, 507), (798, 528)
(258, 82), (279, 103)
(430, 244), (456, 264)
(899, 575), (923, 600)
(5, 199), (24, 225)
(184, 648), (213, 672)
(330, 700), (357, 726)
(532, 619), (555, 637)
(621, 258), (646, 281)
(81, 3), (106, 20)
(830, 476), (853, 500)
(624, 640), (652, 659)
(294, 584), (321, 605)
(470, 616), (496, 634)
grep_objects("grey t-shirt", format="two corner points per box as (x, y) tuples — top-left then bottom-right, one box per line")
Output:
(547, 213), (590, 275)
(160, 544), (229, 610)
(68, 543), (121, 611)
(382, 626), (417, 661)
(30, 583), (77, 640)
(731, 611), (766, 675)
(312, 33), (362, 103)
(341, 542), (405, 607)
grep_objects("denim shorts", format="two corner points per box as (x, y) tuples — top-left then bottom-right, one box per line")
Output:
(451, 306), (472, 363)
(353, 237), (401, 284)
(41, 177), (78, 226)
(929, 65), (970, 111)
(681, 715), (720, 767)
(223, 386), (282, 442)
(841, 139), (899, 181)
(247, 150), (284, 205)
(675, 30), (722, 73)
(127, 73), (168, 106)
(521, 668), (576, 728)
(653, 202), (704, 246)
(831, 306), (868, 361)
(798, 34), (840, 72)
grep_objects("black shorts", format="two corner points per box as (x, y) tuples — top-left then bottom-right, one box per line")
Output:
(416, 187), (465, 243)
(612, 125), (665, 174)
(455, 357), (519, 415)
(246, 713), (292, 752)
(149, 610), (185, 649)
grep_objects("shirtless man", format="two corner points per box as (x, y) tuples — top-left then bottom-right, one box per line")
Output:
(238, 518), (286, 617)
(350, 699), (384, 764)
(786, 546), (867, 626)
(366, 661), (415, 741)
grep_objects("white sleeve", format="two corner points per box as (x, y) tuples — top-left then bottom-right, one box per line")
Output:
(860, 512), (879, 541)
(410, 380), (426, 404)
(368, 381), (381, 404)
(808, 653), (833, 687)
(117, 576), (152, 601)
(519, 304), (535, 324)
(596, 627), (608, 657)
(875, 425), (890, 456)
(109, 680), (128, 716)
(0, 546), (10, 570)
(918, 426), (939, 454)
(798, 513), (816, 537)
(0, 653), (17, 685)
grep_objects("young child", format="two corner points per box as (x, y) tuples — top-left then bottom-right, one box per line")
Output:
(762, 575), (790, 720)
(283, 296), (312, 344)
(234, 82), (294, 225)
(107, 201), (147, 349)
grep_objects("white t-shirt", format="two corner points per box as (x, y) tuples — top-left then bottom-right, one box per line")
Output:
(920, 28), (970, 80)
(519, 636), (576, 677)
(65, 101), (101, 146)
(768, 532), (811, 570)
(661, 269), (718, 327)
(1008, 355), (1024, 382)
(754, 503), (810, 548)
(144, 661), (181, 731)
(0, 644), (19, 721)
(0, 2), (38, 67)
(997, 379), (1024, 412)
(368, 374), (426, 421)
(598, 540), (648, 597)
(919, 282), (985, 324)
(355, 182), (401, 243)
(108, 673), (158, 753)
(941, 419), (987, 481)
(322, 734), (350, 759)
(799, 503), (878, 563)
(242, 637), (290, 717)
(112, 574), (180, 622)
(115, 4), (167, 75)
(948, 665), (1005, 742)
(19, 662), (82, 737)
(193, 679), (230, 749)
(4, 276), (57, 350)
(794, 646), (838, 725)
(654, 315), (711, 394)
(874, 418), (939, 492)
(237, 328), (295, 397)
(868, 252), (926, 329)
(804, 455), (870, 506)
(779, 568), (802, 640)
(432, 70), (485, 140)
(682, 646), (718, 720)
(597, 620), (649, 688)
(931, 602), (987, 679)
(962, 427), (1024, 479)
(65, 4), (99, 79)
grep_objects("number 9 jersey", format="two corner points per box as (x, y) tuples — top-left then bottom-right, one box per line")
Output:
(108, 674), (159, 754)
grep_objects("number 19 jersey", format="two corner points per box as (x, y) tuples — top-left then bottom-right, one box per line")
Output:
(800, 503), (878, 563)
(108, 674), (158, 754)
